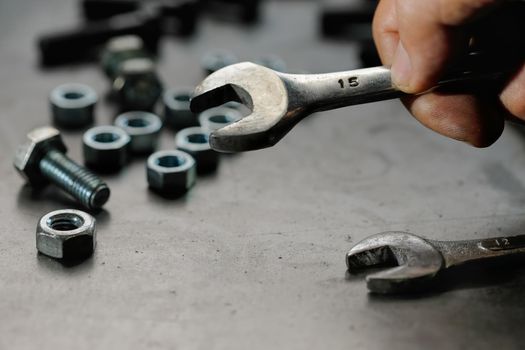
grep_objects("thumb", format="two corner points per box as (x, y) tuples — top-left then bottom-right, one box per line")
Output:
(391, 0), (501, 93)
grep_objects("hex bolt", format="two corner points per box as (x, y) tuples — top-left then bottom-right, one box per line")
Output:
(14, 126), (110, 210)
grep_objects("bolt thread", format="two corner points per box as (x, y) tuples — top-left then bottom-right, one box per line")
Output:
(39, 149), (110, 210)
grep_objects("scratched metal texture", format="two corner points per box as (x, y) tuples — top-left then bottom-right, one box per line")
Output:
(0, 1), (524, 349)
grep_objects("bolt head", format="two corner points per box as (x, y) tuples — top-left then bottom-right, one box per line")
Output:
(14, 126), (67, 186)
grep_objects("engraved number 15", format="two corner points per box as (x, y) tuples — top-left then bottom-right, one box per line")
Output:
(338, 77), (359, 89)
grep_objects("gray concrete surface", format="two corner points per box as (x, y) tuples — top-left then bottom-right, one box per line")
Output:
(1, 1), (525, 349)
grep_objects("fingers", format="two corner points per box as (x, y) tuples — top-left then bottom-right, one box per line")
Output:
(438, 0), (502, 26)
(372, 0), (399, 64)
(391, 0), (467, 93)
(376, 0), (503, 93)
(402, 92), (504, 147)
(373, 0), (517, 147)
(373, 0), (460, 92)
(500, 63), (525, 119)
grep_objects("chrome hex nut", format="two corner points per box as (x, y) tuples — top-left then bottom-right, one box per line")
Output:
(50, 83), (98, 129)
(14, 126), (67, 187)
(112, 58), (163, 111)
(175, 127), (219, 174)
(115, 111), (162, 154)
(36, 209), (96, 260)
(83, 125), (131, 172)
(147, 150), (196, 196)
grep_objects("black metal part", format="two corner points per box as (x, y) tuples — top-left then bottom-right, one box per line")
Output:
(83, 0), (200, 35)
(38, 0), (200, 66)
(359, 40), (382, 67)
(320, 0), (376, 41)
(82, 0), (141, 20)
(320, 0), (379, 67)
(201, 0), (260, 24)
(38, 10), (162, 66)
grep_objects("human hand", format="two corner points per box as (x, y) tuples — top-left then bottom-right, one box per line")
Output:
(373, 0), (525, 147)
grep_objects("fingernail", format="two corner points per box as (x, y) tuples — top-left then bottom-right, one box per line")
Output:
(391, 42), (412, 90)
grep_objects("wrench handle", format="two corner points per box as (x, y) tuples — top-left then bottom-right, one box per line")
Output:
(433, 235), (525, 268)
(282, 66), (403, 112)
(283, 50), (519, 113)
(480, 235), (525, 251)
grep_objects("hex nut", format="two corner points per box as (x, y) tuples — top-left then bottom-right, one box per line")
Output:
(14, 126), (67, 187)
(83, 125), (131, 172)
(175, 127), (219, 174)
(50, 83), (97, 129)
(112, 58), (163, 111)
(147, 150), (196, 195)
(198, 106), (242, 134)
(115, 111), (163, 154)
(163, 88), (199, 130)
(101, 35), (149, 80)
(201, 51), (238, 76)
(36, 209), (96, 260)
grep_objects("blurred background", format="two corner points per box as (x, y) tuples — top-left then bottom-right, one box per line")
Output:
(1, 0), (525, 349)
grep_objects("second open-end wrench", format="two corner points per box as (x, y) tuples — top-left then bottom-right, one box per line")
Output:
(346, 231), (525, 294)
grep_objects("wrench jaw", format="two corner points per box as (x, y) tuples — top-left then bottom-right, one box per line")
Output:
(190, 82), (276, 152)
(190, 62), (290, 152)
(208, 112), (283, 152)
(365, 265), (442, 294)
(209, 109), (310, 152)
(346, 232), (445, 294)
(190, 83), (248, 114)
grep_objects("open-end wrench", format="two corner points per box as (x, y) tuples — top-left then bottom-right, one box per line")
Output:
(190, 60), (508, 153)
(346, 231), (525, 294)
(190, 2), (525, 153)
